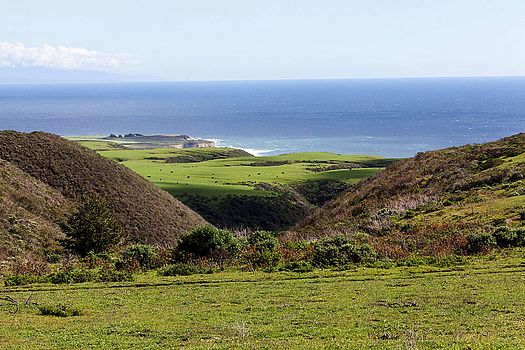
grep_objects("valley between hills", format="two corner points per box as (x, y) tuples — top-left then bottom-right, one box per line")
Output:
(1, 131), (524, 349)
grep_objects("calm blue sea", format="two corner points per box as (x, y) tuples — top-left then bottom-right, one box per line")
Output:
(0, 77), (524, 157)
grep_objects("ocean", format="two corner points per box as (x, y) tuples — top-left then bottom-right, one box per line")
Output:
(0, 77), (524, 157)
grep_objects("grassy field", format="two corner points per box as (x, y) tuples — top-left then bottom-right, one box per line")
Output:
(78, 140), (390, 197)
(76, 140), (396, 230)
(1, 250), (524, 349)
(75, 140), (125, 151)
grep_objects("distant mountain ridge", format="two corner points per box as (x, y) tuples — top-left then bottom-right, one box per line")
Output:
(0, 67), (155, 83)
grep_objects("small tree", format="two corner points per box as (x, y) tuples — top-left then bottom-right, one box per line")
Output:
(62, 198), (121, 257)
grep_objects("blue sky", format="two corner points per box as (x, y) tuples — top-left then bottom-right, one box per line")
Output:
(1, 0), (524, 81)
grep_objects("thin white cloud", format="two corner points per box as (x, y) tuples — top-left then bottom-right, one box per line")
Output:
(0, 42), (135, 71)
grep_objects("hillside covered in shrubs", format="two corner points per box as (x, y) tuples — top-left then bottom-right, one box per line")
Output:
(0, 159), (72, 260)
(0, 131), (207, 255)
(286, 133), (525, 258)
(2, 131), (525, 273)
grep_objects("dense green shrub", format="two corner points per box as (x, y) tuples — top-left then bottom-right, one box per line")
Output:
(396, 255), (466, 268)
(38, 304), (82, 317)
(159, 263), (209, 276)
(3, 267), (134, 287)
(492, 218), (506, 226)
(45, 253), (62, 264)
(176, 226), (240, 262)
(249, 248), (281, 269)
(3, 274), (42, 286)
(478, 157), (505, 170)
(49, 269), (95, 284)
(467, 232), (497, 254)
(49, 268), (133, 284)
(282, 241), (310, 250)
(121, 244), (158, 269)
(83, 251), (115, 269)
(313, 235), (377, 267)
(98, 269), (133, 282)
(62, 198), (121, 257)
(244, 231), (281, 268)
(280, 240), (313, 263)
(493, 227), (525, 247)
(247, 231), (279, 250)
(279, 261), (314, 273)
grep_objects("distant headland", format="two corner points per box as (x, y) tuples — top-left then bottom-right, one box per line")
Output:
(102, 133), (216, 149)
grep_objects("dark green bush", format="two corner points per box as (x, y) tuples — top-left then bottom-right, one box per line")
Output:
(282, 240), (310, 250)
(397, 255), (466, 268)
(45, 253), (62, 264)
(38, 304), (82, 317)
(121, 244), (158, 269)
(159, 263), (209, 276)
(62, 198), (121, 257)
(467, 232), (497, 254)
(279, 261), (314, 273)
(98, 269), (133, 282)
(247, 231), (279, 250)
(492, 218), (506, 226)
(402, 209), (417, 219)
(478, 157), (504, 170)
(176, 225), (240, 262)
(313, 235), (377, 267)
(84, 251), (115, 269)
(49, 269), (96, 284)
(3, 274), (42, 286)
(244, 231), (281, 268)
(3, 267), (132, 287)
(253, 249), (281, 268)
(493, 227), (525, 247)
(48, 268), (133, 284)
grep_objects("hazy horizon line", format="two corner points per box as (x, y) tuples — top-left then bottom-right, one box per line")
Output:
(1, 74), (525, 86)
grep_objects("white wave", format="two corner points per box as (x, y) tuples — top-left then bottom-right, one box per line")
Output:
(241, 148), (278, 156)
(207, 138), (224, 145)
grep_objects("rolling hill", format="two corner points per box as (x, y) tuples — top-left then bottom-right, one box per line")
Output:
(0, 159), (72, 260)
(86, 141), (392, 231)
(286, 133), (525, 258)
(0, 131), (207, 249)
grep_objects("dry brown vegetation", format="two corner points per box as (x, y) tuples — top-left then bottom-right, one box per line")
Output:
(0, 159), (71, 259)
(286, 133), (525, 258)
(0, 131), (207, 256)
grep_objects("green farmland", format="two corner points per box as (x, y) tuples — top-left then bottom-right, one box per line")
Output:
(1, 250), (524, 349)
(80, 141), (389, 197)
(75, 140), (396, 230)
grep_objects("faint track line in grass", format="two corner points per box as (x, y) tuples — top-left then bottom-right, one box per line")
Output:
(2, 265), (524, 294)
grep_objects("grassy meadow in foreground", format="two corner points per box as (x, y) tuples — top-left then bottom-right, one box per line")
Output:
(1, 250), (524, 349)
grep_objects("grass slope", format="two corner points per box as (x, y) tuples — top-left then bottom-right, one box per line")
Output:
(97, 148), (385, 197)
(94, 146), (391, 230)
(1, 250), (524, 349)
(287, 133), (525, 257)
(0, 159), (72, 259)
(0, 131), (207, 246)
